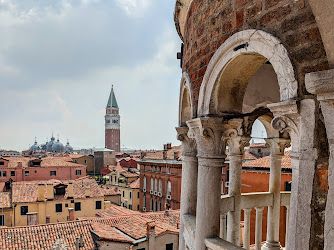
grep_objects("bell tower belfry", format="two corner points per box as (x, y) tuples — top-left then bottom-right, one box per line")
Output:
(105, 85), (120, 152)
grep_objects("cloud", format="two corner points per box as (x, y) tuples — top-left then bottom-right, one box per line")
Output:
(115, 0), (151, 16)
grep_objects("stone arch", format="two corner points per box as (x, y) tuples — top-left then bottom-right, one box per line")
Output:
(179, 72), (196, 127)
(198, 29), (298, 116)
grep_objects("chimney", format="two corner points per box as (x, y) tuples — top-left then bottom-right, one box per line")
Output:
(167, 143), (172, 149)
(46, 183), (54, 200)
(68, 181), (74, 198)
(140, 152), (146, 159)
(18, 162), (22, 168)
(38, 183), (45, 202)
(174, 151), (180, 160)
(163, 151), (167, 160)
(27, 212), (38, 226)
(147, 221), (156, 250)
(68, 208), (74, 221)
(163, 144), (167, 150)
(104, 201), (111, 209)
(85, 188), (90, 197)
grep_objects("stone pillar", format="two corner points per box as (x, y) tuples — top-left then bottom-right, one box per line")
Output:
(186, 117), (227, 250)
(176, 126), (198, 250)
(305, 69), (334, 250)
(224, 121), (250, 246)
(262, 138), (290, 250)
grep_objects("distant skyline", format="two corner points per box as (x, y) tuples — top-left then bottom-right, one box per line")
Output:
(0, 0), (265, 152)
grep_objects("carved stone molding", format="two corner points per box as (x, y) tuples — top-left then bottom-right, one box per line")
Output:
(176, 126), (197, 157)
(305, 69), (334, 96)
(186, 117), (227, 159)
(265, 138), (291, 156)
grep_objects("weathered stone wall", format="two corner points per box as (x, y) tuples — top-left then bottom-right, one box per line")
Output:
(182, 0), (329, 107)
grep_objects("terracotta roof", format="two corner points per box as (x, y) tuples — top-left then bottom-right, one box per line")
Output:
(140, 210), (180, 228)
(2, 156), (85, 168)
(127, 178), (140, 189)
(0, 220), (95, 249)
(243, 150), (259, 161)
(11, 177), (104, 203)
(249, 143), (267, 148)
(96, 204), (140, 217)
(121, 171), (138, 178)
(142, 146), (181, 161)
(242, 151), (291, 169)
(91, 222), (133, 243)
(102, 187), (121, 196)
(69, 154), (86, 159)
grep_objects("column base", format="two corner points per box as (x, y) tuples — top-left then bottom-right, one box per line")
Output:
(261, 241), (282, 250)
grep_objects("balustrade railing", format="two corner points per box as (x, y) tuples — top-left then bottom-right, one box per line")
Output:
(183, 191), (291, 250)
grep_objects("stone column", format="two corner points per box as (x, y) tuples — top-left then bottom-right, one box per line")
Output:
(176, 126), (198, 250)
(186, 117), (227, 250)
(262, 138), (290, 250)
(305, 69), (334, 250)
(224, 121), (250, 246)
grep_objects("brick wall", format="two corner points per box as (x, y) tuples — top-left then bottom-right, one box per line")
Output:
(182, 0), (329, 108)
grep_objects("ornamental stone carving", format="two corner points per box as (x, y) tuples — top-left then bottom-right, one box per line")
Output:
(176, 126), (197, 157)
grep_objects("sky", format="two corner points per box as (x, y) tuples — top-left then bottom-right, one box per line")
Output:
(0, 0), (265, 151)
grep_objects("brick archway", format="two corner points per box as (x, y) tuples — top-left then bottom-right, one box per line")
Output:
(198, 29), (298, 116)
(179, 71), (196, 127)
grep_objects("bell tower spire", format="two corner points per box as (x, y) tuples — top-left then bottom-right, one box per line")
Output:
(105, 85), (121, 152)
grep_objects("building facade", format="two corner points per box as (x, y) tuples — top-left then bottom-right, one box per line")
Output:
(70, 154), (94, 173)
(174, 0), (334, 249)
(105, 86), (120, 152)
(0, 157), (86, 182)
(139, 145), (182, 212)
(94, 149), (116, 175)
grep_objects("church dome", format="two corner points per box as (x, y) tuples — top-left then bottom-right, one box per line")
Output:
(30, 140), (40, 152)
(65, 141), (73, 153)
(46, 135), (56, 152)
(52, 139), (65, 153)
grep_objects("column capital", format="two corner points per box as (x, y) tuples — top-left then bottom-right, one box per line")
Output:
(186, 117), (227, 159)
(265, 138), (290, 156)
(176, 126), (197, 157)
(305, 68), (334, 101)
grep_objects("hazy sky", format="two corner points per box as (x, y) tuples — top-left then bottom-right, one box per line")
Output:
(0, 0), (265, 151)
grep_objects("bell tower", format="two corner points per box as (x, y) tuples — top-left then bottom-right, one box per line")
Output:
(105, 85), (120, 152)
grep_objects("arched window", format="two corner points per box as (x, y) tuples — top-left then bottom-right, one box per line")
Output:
(167, 181), (171, 197)
(150, 199), (153, 211)
(143, 195), (146, 209)
(154, 179), (157, 192)
(143, 176), (146, 190)
(159, 179), (162, 193)
(150, 178), (153, 191)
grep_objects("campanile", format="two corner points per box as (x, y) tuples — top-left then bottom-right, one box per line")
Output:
(105, 85), (120, 152)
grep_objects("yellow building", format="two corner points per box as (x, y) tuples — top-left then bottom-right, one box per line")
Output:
(70, 154), (94, 173)
(3, 177), (111, 227)
(0, 191), (12, 227)
(118, 178), (140, 211)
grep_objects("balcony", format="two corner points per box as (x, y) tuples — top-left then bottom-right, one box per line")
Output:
(183, 191), (290, 250)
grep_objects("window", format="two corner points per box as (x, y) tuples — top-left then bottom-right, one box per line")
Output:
(143, 196), (146, 209)
(158, 166), (161, 172)
(84, 160), (87, 164)
(167, 181), (171, 197)
(0, 171), (6, 177)
(96, 201), (102, 209)
(76, 170), (81, 175)
(50, 171), (56, 176)
(25, 171), (29, 176)
(159, 202), (162, 211)
(159, 179), (162, 193)
(166, 243), (173, 250)
(143, 176), (146, 190)
(55, 204), (63, 213)
(21, 206), (28, 215)
(143, 165), (146, 171)
(75, 202), (81, 211)
(0, 162), (4, 165)
(137, 204), (139, 210)
(129, 205), (132, 210)
(137, 192), (140, 198)
(154, 179), (157, 192)
(0, 215), (4, 226)
(150, 178), (153, 191)
(167, 167), (171, 174)
(154, 201), (157, 212)
(129, 192), (132, 199)
(65, 204), (68, 207)
(122, 191), (125, 197)
(150, 199), (153, 211)
(137, 248), (145, 250)
(11, 171), (15, 177)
